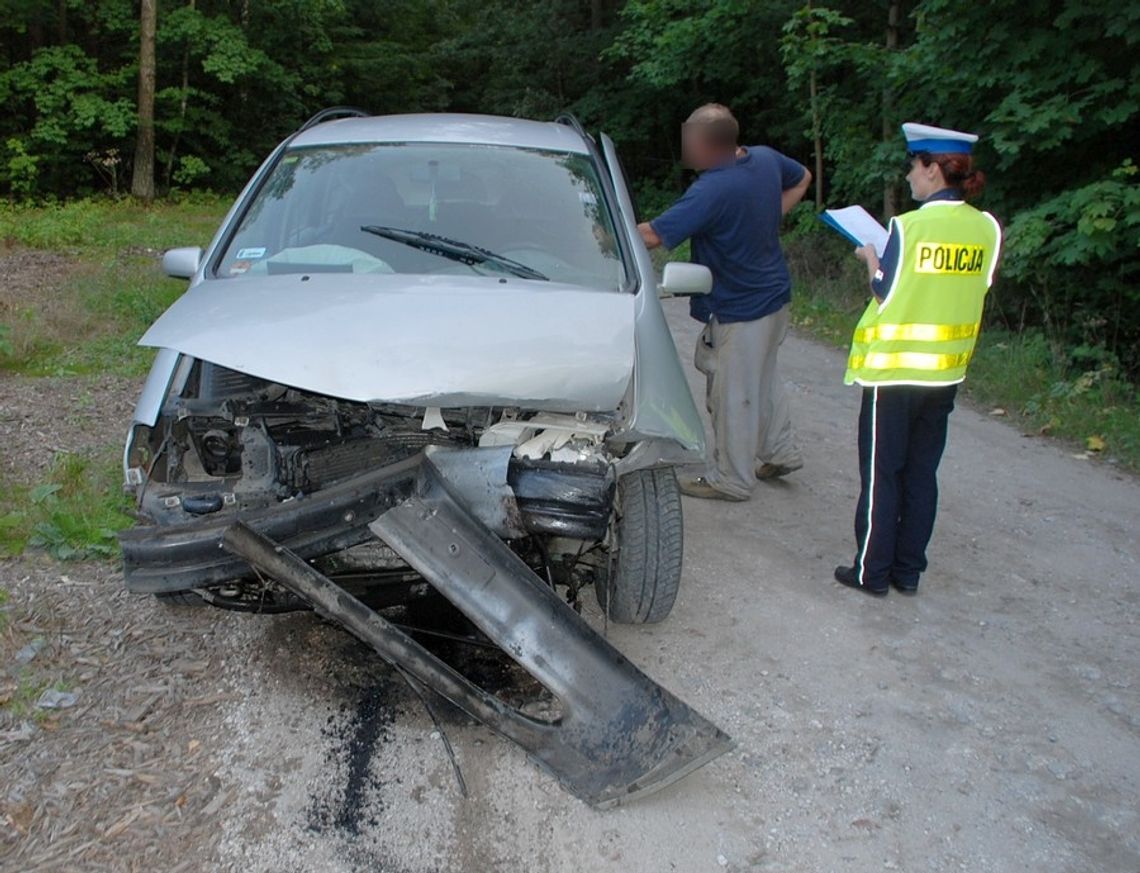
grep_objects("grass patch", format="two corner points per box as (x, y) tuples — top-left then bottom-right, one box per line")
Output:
(4, 257), (188, 376)
(2, 673), (50, 719)
(0, 449), (133, 560)
(965, 332), (1139, 464)
(0, 193), (227, 252)
(0, 672), (75, 721)
(0, 195), (229, 376)
(784, 232), (1140, 472)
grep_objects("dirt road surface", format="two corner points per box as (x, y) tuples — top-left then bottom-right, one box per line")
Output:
(2, 298), (1137, 873)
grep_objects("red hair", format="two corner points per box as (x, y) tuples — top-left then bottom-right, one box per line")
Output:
(920, 152), (986, 200)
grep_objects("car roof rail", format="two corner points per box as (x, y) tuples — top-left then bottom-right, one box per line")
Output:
(555, 113), (594, 145)
(298, 106), (371, 133)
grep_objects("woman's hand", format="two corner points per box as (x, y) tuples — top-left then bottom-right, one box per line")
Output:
(854, 244), (880, 283)
(854, 244), (878, 267)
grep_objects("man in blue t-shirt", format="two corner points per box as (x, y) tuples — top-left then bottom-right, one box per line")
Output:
(639, 103), (812, 501)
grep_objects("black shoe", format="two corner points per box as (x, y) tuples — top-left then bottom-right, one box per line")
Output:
(834, 565), (888, 597)
(891, 580), (919, 596)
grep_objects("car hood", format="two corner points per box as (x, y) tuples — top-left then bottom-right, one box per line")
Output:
(139, 274), (636, 411)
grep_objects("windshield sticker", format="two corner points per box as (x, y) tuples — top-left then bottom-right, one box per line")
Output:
(236, 246), (267, 260)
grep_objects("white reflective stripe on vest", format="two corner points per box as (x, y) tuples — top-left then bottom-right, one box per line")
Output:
(853, 322), (979, 344)
(847, 350), (974, 372)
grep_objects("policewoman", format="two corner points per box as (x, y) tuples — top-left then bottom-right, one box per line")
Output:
(835, 122), (1002, 597)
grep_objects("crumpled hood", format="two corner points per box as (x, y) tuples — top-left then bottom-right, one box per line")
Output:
(139, 273), (636, 411)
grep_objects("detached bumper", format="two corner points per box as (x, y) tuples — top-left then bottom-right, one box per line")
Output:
(221, 454), (732, 808)
(120, 455), (422, 593)
(120, 451), (615, 594)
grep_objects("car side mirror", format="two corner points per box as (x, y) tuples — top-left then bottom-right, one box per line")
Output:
(162, 246), (202, 280)
(658, 262), (712, 297)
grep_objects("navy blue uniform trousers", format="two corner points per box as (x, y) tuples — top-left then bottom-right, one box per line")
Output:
(853, 384), (958, 591)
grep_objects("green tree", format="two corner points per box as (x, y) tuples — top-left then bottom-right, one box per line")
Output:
(0, 44), (134, 196)
(780, 4), (857, 209)
(130, 0), (157, 200)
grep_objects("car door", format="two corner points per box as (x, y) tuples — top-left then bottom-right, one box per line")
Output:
(598, 132), (706, 457)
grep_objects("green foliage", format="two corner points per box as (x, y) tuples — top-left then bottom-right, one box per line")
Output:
(172, 154), (210, 188)
(999, 160), (1140, 372)
(162, 5), (273, 85)
(786, 232), (869, 347)
(0, 450), (132, 560)
(0, 0), (1134, 382)
(608, 0), (803, 149)
(0, 43), (134, 196)
(901, 0), (1139, 184)
(780, 5), (855, 70)
(0, 195), (224, 251)
(1001, 160), (1140, 275)
(966, 330), (1140, 467)
(3, 137), (40, 200)
(771, 0), (1140, 375)
(0, 197), (106, 247)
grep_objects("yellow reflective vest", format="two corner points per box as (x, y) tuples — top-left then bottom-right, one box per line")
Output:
(845, 200), (1002, 387)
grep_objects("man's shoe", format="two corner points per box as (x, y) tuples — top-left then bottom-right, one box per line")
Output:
(679, 475), (748, 502)
(757, 459), (804, 480)
(891, 580), (919, 596)
(834, 565), (888, 597)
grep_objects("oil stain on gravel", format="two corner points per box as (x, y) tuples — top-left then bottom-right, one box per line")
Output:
(308, 679), (398, 837)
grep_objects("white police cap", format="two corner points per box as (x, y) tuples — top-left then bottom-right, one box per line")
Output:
(902, 122), (978, 155)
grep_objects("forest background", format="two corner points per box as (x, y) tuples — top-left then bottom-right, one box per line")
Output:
(1, 0), (1137, 474)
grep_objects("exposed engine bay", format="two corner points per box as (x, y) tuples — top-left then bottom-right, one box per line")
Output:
(122, 360), (618, 610)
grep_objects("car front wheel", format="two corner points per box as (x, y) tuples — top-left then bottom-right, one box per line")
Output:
(595, 467), (683, 624)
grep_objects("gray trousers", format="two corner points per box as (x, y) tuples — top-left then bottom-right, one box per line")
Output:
(694, 305), (800, 498)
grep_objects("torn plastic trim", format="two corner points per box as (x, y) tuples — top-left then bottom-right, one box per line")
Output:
(611, 437), (705, 477)
(220, 454), (732, 807)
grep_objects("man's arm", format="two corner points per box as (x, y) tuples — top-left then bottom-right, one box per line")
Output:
(639, 180), (713, 253)
(638, 222), (663, 250)
(781, 167), (812, 216)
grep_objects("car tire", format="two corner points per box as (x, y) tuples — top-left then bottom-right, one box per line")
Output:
(595, 467), (683, 624)
(153, 591), (207, 607)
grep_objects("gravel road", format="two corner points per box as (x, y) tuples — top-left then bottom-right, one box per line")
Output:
(3, 297), (1137, 873)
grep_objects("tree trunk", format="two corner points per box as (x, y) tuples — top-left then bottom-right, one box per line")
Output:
(164, 0), (196, 189)
(882, 0), (901, 218)
(590, 0), (607, 30)
(810, 67), (823, 209)
(238, 0), (250, 123)
(130, 0), (157, 201)
(28, 12), (43, 51)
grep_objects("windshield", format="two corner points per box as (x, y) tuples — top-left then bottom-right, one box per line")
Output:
(217, 142), (625, 290)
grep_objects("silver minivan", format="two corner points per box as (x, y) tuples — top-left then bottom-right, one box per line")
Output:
(117, 110), (727, 808)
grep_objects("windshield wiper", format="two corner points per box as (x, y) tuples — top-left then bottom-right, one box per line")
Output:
(360, 225), (548, 281)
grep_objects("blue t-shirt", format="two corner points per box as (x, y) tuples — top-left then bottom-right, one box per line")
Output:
(651, 146), (806, 323)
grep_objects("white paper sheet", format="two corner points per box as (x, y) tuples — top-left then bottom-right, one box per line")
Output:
(820, 206), (890, 257)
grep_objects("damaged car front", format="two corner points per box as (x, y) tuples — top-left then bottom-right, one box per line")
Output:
(118, 110), (730, 806)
